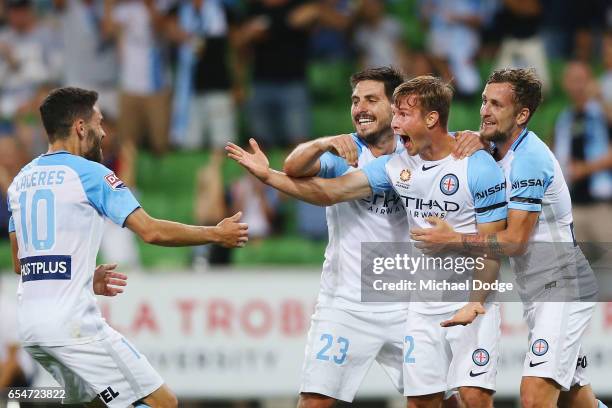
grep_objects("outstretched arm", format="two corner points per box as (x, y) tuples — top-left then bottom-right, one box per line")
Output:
(226, 139), (372, 206)
(125, 208), (248, 248)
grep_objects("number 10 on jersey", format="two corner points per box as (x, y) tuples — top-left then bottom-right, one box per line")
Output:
(18, 189), (56, 251)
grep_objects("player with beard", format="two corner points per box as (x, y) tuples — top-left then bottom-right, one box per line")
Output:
(231, 68), (481, 408)
(6, 87), (248, 407)
(227, 75), (506, 408)
(410, 69), (607, 408)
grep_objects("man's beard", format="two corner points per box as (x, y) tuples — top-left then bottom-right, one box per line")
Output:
(83, 129), (103, 163)
(358, 125), (393, 145)
(480, 122), (511, 144)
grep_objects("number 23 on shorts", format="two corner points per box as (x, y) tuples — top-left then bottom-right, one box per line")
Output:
(316, 333), (349, 364)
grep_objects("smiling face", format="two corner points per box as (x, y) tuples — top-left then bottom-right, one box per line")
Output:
(351, 80), (393, 144)
(479, 82), (521, 143)
(391, 95), (431, 156)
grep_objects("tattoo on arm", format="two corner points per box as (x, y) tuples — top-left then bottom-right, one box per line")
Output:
(461, 233), (503, 257)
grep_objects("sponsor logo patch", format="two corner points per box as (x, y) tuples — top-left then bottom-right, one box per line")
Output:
(104, 172), (125, 190)
(532, 339), (549, 356)
(472, 348), (490, 366)
(20, 255), (71, 282)
(400, 169), (412, 182)
(440, 173), (459, 195)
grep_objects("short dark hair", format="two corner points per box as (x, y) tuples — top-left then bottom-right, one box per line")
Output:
(350, 66), (405, 101)
(39, 87), (98, 143)
(393, 76), (453, 128)
(486, 68), (542, 124)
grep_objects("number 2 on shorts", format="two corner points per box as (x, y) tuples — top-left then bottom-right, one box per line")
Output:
(404, 335), (416, 364)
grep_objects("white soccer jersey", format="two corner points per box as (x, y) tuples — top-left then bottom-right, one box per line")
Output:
(363, 150), (507, 314)
(7, 151), (140, 346)
(316, 134), (411, 312)
(497, 130), (598, 300)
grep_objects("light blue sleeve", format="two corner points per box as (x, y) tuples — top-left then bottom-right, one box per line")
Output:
(361, 155), (393, 195)
(317, 133), (364, 179)
(317, 152), (350, 179)
(8, 216), (15, 233)
(467, 151), (507, 224)
(78, 161), (141, 227)
(508, 152), (553, 212)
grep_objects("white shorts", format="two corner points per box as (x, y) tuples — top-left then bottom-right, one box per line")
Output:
(300, 306), (407, 402)
(403, 303), (500, 396)
(25, 327), (163, 407)
(522, 301), (595, 390)
(185, 92), (236, 149)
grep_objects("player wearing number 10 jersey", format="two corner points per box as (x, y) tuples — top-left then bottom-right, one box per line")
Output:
(7, 87), (248, 407)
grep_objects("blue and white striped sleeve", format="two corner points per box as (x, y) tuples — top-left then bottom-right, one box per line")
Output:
(361, 155), (393, 195)
(467, 151), (507, 224)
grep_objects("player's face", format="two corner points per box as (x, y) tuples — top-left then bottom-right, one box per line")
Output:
(391, 96), (430, 156)
(83, 107), (106, 163)
(479, 82), (518, 143)
(351, 80), (393, 143)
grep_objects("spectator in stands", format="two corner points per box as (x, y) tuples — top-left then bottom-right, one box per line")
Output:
(167, 0), (242, 153)
(237, 0), (317, 147)
(309, 0), (353, 61)
(0, 137), (27, 240)
(570, 0), (608, 62)
(52, 0), (119, 119)
(0, 0), (55, 132)
(192, 150), (281, 267)
(103, 0), (171, 188)
(353, 0), (409, 70)
(193, 152), (232, 267)
(554, 61), (612, 242)
(493, 0), (551, 93)
(419, 0), (484, 98)
(601, 30), (612, 128)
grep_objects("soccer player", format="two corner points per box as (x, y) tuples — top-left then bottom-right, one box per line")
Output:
(226, 75), (507, 408)
(410, 68), (607, 408)
(7, 87), (248, 407)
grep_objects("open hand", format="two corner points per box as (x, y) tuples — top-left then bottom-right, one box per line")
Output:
(226, 139), (271, 181)
(93, 264), (127, 297)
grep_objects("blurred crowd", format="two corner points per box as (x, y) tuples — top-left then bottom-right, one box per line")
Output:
(0, 0), (611, 267)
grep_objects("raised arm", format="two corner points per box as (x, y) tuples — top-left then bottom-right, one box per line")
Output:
(125, 208), (248, 248)
(227, 139), (372, 205)
(283, 134), (358, 177)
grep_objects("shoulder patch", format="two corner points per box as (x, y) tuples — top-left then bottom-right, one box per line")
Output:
(104, 173), (126, 190)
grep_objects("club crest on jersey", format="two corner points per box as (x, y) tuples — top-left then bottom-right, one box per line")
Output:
(472, 348), (490, 366)
(104, 173), (125, 190)
(440, 173), (459, 195)
(400, 169), (412, 182)
(532, 339), (549, 356)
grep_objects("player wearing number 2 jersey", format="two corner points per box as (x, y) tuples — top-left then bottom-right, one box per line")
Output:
(411, 69), (607, 408)
(226, 76), (506, 408)
(7, 87), (248, 407)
